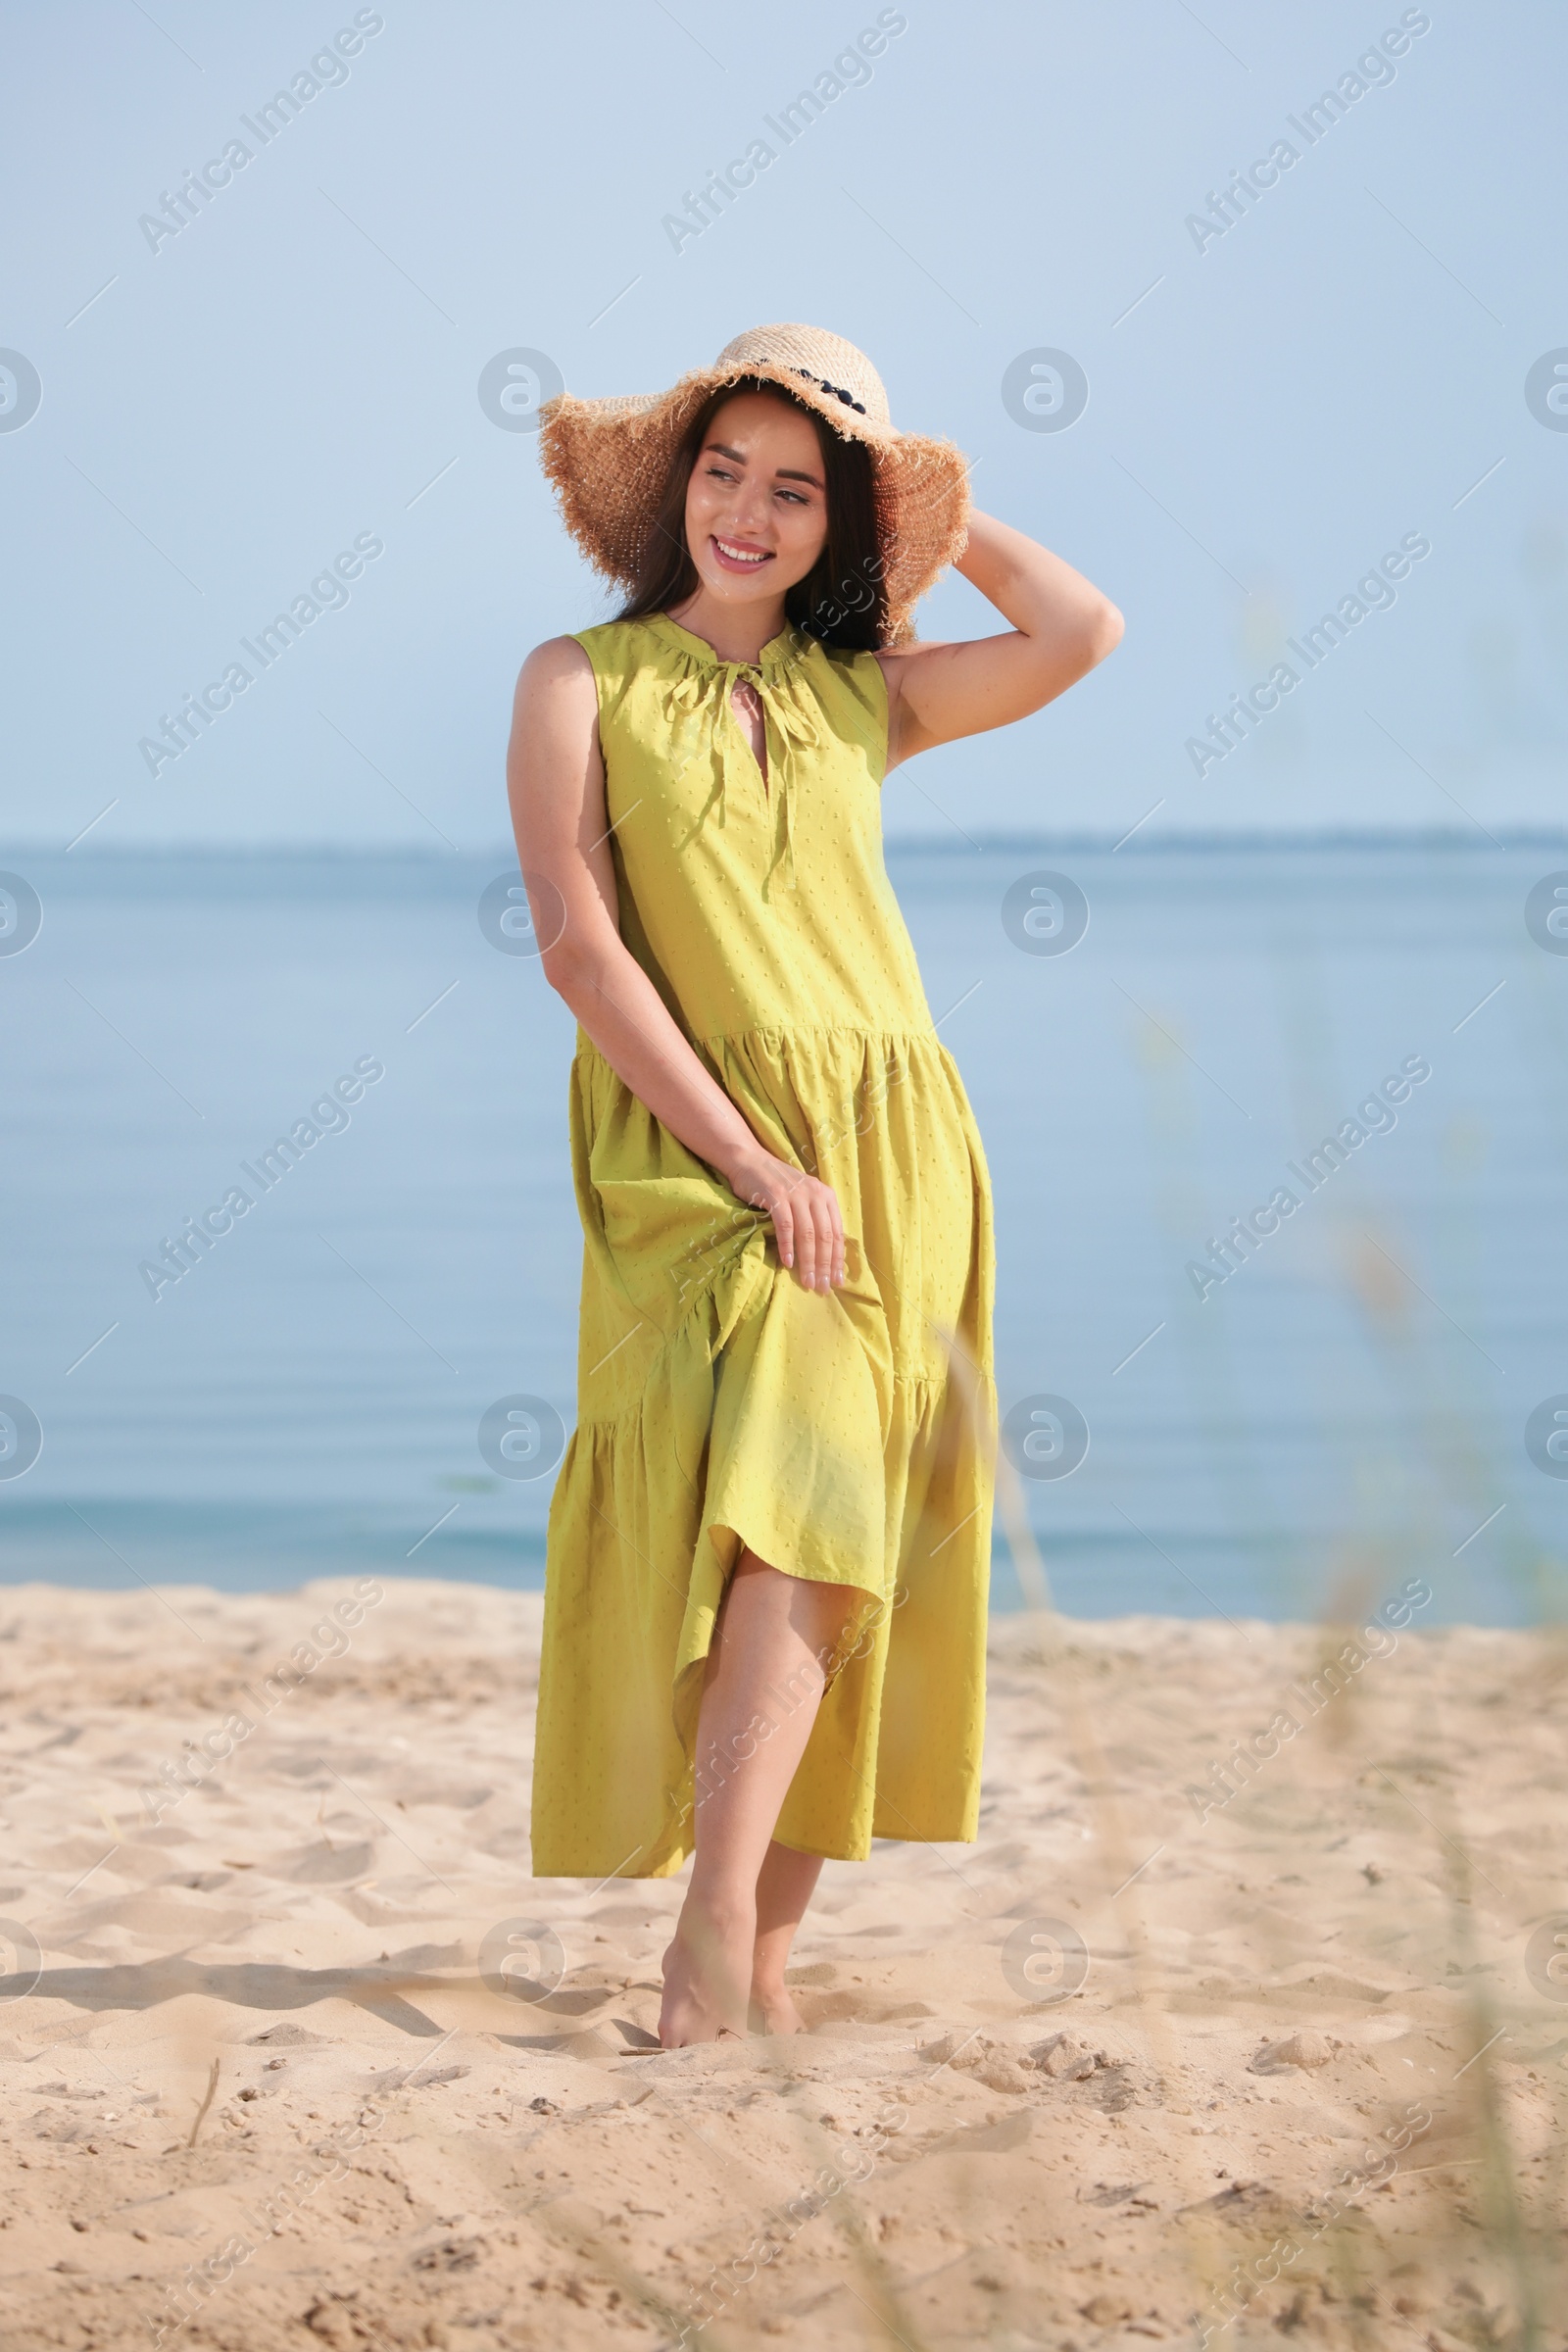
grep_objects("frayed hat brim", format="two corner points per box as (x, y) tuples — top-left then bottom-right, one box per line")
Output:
(536, 332), (971, 647)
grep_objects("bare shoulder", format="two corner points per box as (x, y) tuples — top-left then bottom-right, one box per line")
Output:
(871, 638), (961, 773)
(512, 637), (599, 755)
(516, 633), (595, 697)
(508, 637), (603, 801)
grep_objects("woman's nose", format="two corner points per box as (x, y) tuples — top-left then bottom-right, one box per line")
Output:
(725, 485), (771, 537)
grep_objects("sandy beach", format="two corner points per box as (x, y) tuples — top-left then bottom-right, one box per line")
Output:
(2, 1575), (1564, 2352)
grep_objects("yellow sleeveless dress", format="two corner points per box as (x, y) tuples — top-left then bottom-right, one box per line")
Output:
(530, 610), (996, 1878)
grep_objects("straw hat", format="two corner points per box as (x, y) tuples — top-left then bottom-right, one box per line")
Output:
(536, 323), (972, 647)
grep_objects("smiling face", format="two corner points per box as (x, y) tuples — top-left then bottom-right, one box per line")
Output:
(680, 388), (830, 619)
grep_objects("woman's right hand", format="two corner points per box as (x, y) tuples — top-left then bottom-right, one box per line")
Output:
(724, 1146), (845, 1293)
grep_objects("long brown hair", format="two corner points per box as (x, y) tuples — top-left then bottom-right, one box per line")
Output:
(614, 375), (889, 651)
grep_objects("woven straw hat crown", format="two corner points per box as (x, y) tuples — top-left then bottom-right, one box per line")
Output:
(536, 321), (970, 646)
(711, 323), (894, 434)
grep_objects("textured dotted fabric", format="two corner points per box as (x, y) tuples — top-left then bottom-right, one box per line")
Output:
(530, 610), (997, 1879)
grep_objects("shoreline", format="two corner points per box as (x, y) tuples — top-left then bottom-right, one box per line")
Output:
(0, 1561), (1546, 1632)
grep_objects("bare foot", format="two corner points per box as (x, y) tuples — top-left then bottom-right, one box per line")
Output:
(748, 1977), (805, 2035)
(659, 1900), (754, 2045)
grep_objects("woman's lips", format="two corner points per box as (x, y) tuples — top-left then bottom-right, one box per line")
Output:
(710, 534), (774, 574)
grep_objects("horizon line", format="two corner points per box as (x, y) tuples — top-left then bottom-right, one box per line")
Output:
(14, 825), (1568, 859)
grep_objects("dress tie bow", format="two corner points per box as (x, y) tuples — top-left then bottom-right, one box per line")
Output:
(667, 640), (821, 895)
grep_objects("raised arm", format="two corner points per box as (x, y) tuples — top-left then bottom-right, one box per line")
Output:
(507, 638), (845, 1290)
(878, 509), (1123, 770)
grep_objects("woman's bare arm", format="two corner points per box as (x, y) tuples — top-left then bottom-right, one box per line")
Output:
(507, 638), (845, 1290)
(878, 509), (1123, 770)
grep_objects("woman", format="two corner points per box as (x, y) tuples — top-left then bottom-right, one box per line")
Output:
(508, 323), (1121, 2045)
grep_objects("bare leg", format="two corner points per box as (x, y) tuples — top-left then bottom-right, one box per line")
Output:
(750, 1839), (824, 2034)
(660, 1551), (857, 2046)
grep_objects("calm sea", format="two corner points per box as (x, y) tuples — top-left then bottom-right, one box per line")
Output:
(4, 840), (1565, 1625)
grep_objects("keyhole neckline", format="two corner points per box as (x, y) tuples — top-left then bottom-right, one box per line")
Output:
(730, 676), (769, 795)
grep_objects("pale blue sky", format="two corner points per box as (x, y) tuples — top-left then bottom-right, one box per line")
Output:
(2, 0), (1563, 847)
